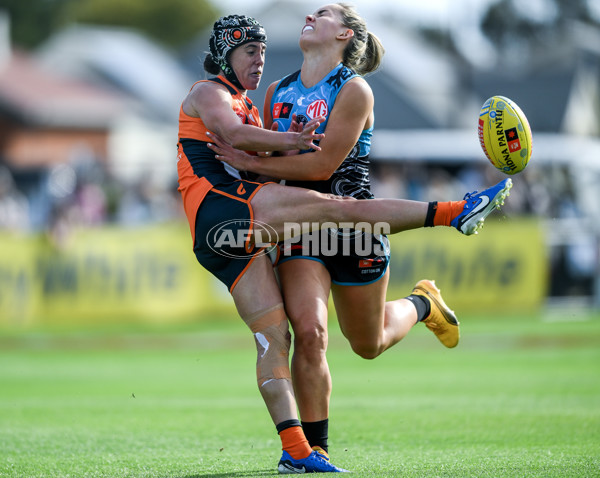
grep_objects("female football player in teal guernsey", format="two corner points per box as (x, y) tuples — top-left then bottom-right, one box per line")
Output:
(206, 2), (513, 461)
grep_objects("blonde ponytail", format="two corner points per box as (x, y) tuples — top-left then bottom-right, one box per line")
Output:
(338, 3), (385, 75)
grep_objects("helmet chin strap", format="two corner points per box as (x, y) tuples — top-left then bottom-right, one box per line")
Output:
(223, 61), (245, 91)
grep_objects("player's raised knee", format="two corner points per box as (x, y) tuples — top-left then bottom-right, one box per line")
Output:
(349, 339), (383, 360)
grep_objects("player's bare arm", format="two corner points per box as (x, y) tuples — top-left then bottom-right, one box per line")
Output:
(211, 78), (373, 181)
(187, 81), (324, 152)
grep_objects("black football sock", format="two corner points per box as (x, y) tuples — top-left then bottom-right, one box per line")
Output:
(424, 201), (438, 227)
(301, 419), (329, 452)
(405, 294), (431, 322)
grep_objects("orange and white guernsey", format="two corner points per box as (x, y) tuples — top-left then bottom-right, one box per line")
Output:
(176, 76), (263, 242)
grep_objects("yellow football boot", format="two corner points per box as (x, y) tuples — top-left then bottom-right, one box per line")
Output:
(412, 279), (459, 348)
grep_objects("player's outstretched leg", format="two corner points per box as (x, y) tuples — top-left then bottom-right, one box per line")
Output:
(412, 279), (460, 348)
(278, 450), (349, 473)
(451, 178), (512, 235)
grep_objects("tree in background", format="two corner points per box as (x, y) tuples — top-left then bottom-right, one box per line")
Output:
(481, 0), (599, 67)
(0, 0), (219, 49)
(0, 0), (65, 49)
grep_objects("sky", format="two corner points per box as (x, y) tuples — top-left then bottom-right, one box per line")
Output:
(212, 0), (499, 28)
(213, 0), (600, 29)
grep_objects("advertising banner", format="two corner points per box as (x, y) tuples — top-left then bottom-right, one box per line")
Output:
(0, 219), (547, 327)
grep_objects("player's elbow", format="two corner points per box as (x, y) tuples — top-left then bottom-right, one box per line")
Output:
(308, 154), (346, 181)
(226, 131), (248, 150)
(309, 169), (334, 181)
(219, 125), (257, 150)
(307, 163), (338, 181)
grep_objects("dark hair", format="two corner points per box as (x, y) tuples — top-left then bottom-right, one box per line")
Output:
(203, 53), (221, 75)
(338, 3), (384, 75)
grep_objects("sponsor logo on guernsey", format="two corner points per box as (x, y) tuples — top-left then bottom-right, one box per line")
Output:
(295, 114), (309, 125)
(306, 99), (328, 119)
(272, 102), (293, 119)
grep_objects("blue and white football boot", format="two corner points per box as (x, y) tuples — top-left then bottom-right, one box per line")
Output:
(278, 450), (349, 473)
(451, 178), (512, 235)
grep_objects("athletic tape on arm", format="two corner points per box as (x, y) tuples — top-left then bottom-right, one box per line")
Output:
(242, 303), (291, 387)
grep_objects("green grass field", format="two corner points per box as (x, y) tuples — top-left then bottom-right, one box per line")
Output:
(1, 312), (599, 477)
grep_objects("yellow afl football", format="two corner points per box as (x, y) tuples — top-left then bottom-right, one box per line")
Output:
(478, 96), (532, 175)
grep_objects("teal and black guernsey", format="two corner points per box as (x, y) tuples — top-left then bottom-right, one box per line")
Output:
(270, 63), (374, 199)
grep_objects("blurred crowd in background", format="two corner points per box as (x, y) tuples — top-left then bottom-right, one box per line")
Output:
(0, 158), (183, 238)
(0, 155), (580, 233)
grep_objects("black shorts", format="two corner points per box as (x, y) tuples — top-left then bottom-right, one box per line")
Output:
(277, 229), (390, 285)
(193, 180), (275, 292)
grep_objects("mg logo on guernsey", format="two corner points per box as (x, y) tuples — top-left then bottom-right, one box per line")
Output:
(207, 219), (279, 259)
(306, 99), (328, 119)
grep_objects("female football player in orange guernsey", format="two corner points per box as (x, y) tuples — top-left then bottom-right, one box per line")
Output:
(205, 3), (512, 463)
